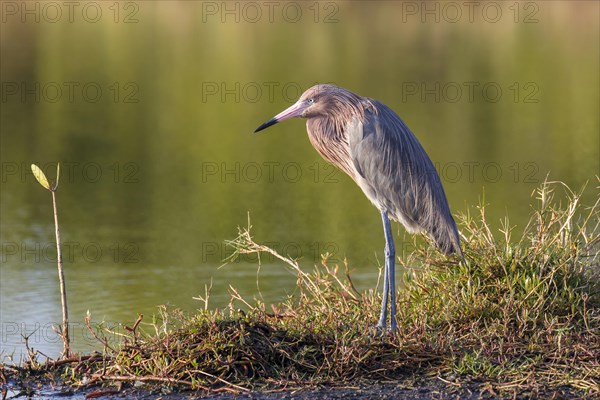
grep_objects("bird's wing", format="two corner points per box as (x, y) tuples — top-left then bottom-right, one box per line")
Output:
(347, 100), (461, 255)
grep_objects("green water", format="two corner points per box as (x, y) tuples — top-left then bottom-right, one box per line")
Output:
(1, 1), (598, 359)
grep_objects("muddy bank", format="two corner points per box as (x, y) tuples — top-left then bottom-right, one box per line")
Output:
(2, 369), (582, 400)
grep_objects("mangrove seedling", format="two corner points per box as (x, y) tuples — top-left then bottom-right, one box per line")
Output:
(31, 163), (70, 359)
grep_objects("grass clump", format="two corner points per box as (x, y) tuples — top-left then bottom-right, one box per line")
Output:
(5, 180), (599, 397)
(401, 180), (599, 390)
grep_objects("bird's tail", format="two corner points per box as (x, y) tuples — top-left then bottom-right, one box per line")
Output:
(429, 215), (465, 262)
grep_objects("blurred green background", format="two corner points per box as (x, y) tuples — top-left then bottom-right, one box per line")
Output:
(1, 1), (598, 358)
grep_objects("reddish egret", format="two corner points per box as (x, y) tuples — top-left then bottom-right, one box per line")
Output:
(254, 84), (462, 330)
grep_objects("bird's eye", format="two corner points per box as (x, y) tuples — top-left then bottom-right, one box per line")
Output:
(308, 98), (314, 104)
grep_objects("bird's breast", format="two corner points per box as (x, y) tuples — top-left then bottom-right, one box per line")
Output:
(306, 119), (357, 180)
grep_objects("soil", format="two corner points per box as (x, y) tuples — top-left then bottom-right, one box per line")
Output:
(3, 370), (587, 400)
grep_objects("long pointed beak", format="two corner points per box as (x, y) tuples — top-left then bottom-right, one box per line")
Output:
(254, 100), (308, 133)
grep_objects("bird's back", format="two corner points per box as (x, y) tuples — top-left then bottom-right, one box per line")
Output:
(346, 99), (462, 255)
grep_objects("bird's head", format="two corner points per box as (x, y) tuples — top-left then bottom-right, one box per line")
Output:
(254, 84), (357, 133)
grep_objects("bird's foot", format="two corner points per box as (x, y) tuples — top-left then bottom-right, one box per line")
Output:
(371, 323), (397, 337)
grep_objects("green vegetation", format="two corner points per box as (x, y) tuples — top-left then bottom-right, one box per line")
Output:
(4, 180), (599, 397)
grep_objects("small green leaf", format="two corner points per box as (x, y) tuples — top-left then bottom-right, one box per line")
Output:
(31, 164), (51, 191)
(53, 162), (60, 191)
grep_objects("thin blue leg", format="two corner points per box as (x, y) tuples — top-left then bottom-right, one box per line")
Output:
(377, 241), (389, 328)
(384, 213), (397, 330)
(377, 211), (397, 330)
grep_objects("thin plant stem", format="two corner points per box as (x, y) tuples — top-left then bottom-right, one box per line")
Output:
(52, 189), (69, 358)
